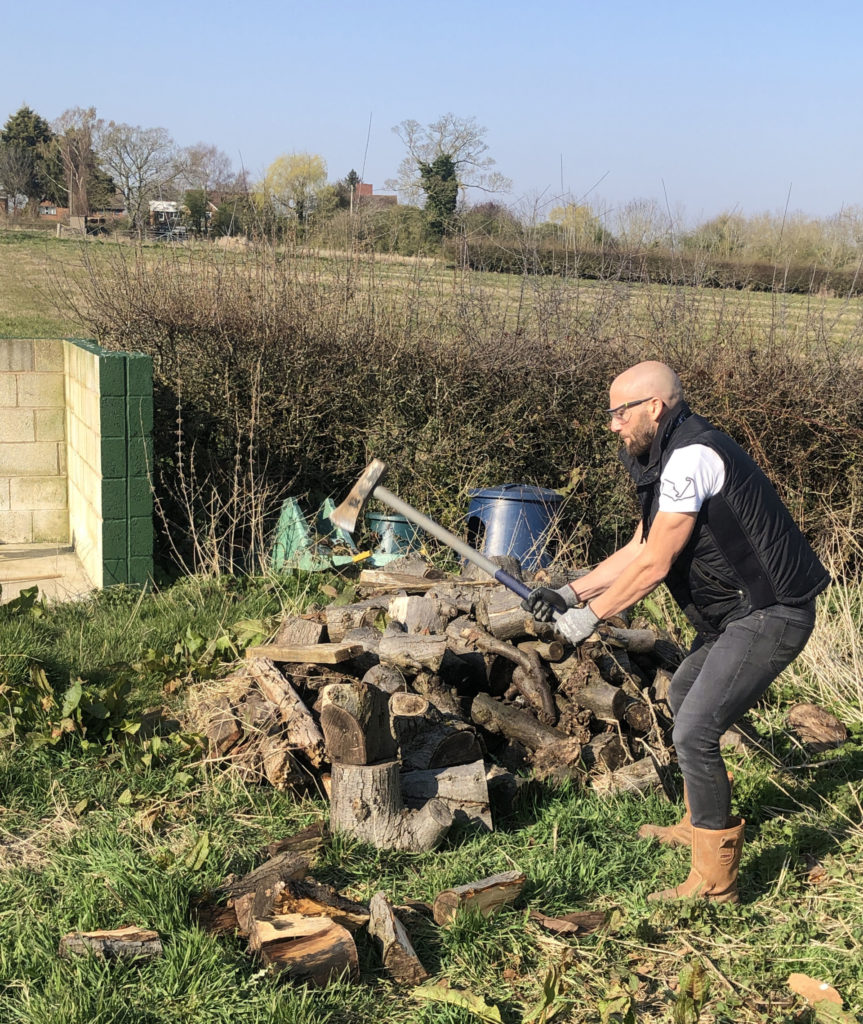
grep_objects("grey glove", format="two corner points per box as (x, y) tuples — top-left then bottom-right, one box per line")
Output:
(522, 583), (579, 622)
(555, 604), (600, 646)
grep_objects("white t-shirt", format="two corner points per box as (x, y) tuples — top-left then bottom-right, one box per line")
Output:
(658, 445), (726, 514)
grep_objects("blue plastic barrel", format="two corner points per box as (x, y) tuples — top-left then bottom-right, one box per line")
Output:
(366, 512), (421, 555)
(466, 484), (563, 571)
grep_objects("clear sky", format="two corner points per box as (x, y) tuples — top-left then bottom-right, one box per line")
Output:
(4, 0), (860, 224)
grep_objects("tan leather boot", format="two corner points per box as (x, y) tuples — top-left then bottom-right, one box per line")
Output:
(647, 817), (745, 903)
(638, 772), (734, 848)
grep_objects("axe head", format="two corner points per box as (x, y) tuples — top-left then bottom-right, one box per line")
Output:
(329, 459), (388, 533)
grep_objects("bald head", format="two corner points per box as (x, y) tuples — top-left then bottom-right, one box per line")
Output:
(610, 361), (683, 408)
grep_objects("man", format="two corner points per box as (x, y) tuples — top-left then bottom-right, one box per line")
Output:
(524, 361), (829, 903)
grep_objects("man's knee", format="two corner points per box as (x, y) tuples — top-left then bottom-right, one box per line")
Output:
(672, 717), (720, 766)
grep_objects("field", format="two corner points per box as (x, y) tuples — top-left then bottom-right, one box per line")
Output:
(1, 227), (862, 1023)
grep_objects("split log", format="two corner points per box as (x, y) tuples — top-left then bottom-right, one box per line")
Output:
(368, 892), (429, 985)
(248, 915), (359, 985)
(330, 760), (453, 851)
(246, 643), (362, 665)
(258, 821), (328, 861)
(471, 692), (565, 751)
(217, 850), (310, 901)
(591, 756), (662, 796)
(475, 587), (535, 641)
(273, 879), (370, 932)
(458, 624), (556, 723)
(651, 667), (673, 703)
(582, 732), (629, 772)
(517, 639), (565, 663)
(203, 702), (243, 756)
(273, 614), (325, 647)
(193, 903), (239, 936)
(246, 658), (326, 767)
(786, 703), (848, 750)
(390, 692), (482, 770)
(361, 664), (408, 694)
(573, 679), (628, 723)
(387, 593), (458, 635)
(378, 632), (447, 674)
(59, 926), (163, 961)
(320, 681), (396, 765)
(400, 760), (492, 831)
(528, 909), (608, 936)
(325, 597), (389, 642)
(432, 870), (526, 925)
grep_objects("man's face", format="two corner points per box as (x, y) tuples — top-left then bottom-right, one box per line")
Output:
(608, 392), (660, 456)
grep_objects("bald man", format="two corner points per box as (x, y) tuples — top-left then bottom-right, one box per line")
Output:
(524, 361), (829, 903)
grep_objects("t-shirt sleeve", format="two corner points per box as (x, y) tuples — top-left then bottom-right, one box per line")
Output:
(658, 445), (726, 513)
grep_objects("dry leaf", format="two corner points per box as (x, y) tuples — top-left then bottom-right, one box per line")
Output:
(788, 973), (842, 1005)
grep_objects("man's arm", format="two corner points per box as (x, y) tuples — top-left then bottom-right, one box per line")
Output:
(588, 510), (697, 620)
(562, 522), (645, 602)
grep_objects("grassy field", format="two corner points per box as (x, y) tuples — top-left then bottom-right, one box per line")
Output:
(1, 227), (862, 1022)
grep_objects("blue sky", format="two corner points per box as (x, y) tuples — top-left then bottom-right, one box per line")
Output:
(4, 0), (860, 223)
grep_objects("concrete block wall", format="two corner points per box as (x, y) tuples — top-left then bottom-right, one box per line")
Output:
(0, 339), (69, 543)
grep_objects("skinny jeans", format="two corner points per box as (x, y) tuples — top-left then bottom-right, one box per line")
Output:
(668, 601), (816, 829)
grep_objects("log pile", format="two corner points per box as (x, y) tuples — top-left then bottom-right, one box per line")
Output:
(188, 558), (691, 851)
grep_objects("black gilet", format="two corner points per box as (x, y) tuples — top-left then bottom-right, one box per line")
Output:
(620, 402), (830, 635)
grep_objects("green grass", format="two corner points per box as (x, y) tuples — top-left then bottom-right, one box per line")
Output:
(1, 576), (861, 1023)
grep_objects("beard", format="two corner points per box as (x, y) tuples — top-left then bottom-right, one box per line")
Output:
(624, 419), (657, 458)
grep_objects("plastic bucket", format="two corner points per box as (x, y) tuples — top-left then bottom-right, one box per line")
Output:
(466, 484), (563, 571)
(366, 512), (421, 555)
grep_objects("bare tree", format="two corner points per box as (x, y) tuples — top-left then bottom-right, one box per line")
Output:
(385, 113), (511, 204)
(173, 142), (234, 194)
(0, 145), (34, 211)
(94, 121), (177, 235)
(52, 107), (100, 218)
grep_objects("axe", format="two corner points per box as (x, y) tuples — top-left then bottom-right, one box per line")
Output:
(330, 459), (534, 601)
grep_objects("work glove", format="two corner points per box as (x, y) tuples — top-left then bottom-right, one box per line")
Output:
(522, 583), (579, 622)
(554, 604), (600, 646)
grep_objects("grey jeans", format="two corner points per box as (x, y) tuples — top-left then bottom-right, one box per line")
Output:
(668, 601), (816, 829)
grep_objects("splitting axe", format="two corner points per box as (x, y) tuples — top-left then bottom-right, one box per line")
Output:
(330, 459), (535, 602)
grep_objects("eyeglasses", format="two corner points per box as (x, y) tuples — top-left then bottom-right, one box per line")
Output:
(606, 396), (655, 423)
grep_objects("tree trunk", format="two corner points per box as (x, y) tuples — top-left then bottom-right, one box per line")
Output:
(330, 760), (453, 851)
(400, 760), (492, 831)
(432, 870), (526, 925)
(320, 681), (396, 765)
(368, 892), (429, 985)
(470, 692), (564, 752)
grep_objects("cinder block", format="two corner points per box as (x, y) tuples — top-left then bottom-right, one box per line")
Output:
(18, 373), (65, 408)
(128, 557), (153, 585)
(101, 438), (126, 478)
(101, 518), (127, 560)
(0, 374), (16, 406)
(0, 510), (33, 543)
(126, 436), (153, 477)
(35, 340), (64, 372)
(35, 408), (65, 442)
(0, 443), (59, 476)
(0, 478), (9, 511)
(128, 476), (154, 516)
(126, 395), (153, 436)
(128, 516), (153, 556)
(99, 396), (126, 438)
(32, 508), (70, 542)
(0, 340), (34, 372)
(99, 354), (126, 397)
(101, 478), (127, 520)
(10, 477), (68, 510)
(126, 354), (153, 396)
(102, 559), (128, 585)
(2, 408), (35, 442)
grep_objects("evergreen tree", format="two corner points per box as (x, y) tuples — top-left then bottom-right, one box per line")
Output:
(1, 106), (54, 201)
(418, 154), (458, 237)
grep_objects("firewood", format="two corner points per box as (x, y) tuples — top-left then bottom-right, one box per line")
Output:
(573, 679), (628, 723)
(368, 892), (429, 985)
(475, 587), (535, 641)
(378, 632), (448, 673)
(530, 737), (584, 784)
(411, 670), (464, 717)
(246, 642), (363, 665)
(517, 639), (565, 662)
(59, 926), (163, 961)
(273, 879), (370, 932)
(258, 821), (328, 861)
(582, 732), (629, 772)
(387, 593), (458, 635)
(217, 850), (310, 900)
(193, 902), (239, 936)
(320, 681), (396, 765)
(232, 892), (257, 937)
(400, 760), (492, 831)
(390, 692), (482, 770)
(457, 623), (556, 723)
(622, 699), (653, 733)
(273, 614), (325, 647)
(248, 914), (359, 985)
(325, 597), (389, 642)
(245, 658), (326, 767)
(528, 909), (608, 936)
(471, 692), (565, 751)
(432, 870), (526, 925)
(786, 703), (848, 750)
(361, 663), (408, 694)
(358, 571), (440, 593)
(550, 652), (608, 696)
(203, 702), (243, 756)
(591, 755), (662, 796)
(651, 667), (673, 703)
(330, 759), (453, 851)
(485, 763), (534, 813)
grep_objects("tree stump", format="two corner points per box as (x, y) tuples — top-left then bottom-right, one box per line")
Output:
(400, 760), (492, 831)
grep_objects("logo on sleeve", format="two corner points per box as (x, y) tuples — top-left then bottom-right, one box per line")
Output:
(661, 476), (695, 502)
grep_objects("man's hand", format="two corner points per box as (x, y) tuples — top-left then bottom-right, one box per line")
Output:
(555, 605), (600, 646)
(522, 584), (578, 622)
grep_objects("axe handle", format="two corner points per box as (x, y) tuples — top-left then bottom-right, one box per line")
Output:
(371, 485), (533, 601)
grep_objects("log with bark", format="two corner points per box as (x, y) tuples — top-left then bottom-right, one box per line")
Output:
(378, 631), (448, 674)
(272, 614), (326, 647)
(400, 759), (492, 831)
(591, 755), (663, 796)
(368, 892), (429, 985)
(390, 692), (482, 770)
(786, 703), (848, 750)
(324, 597), (390, 642)
(59, 926), (163, 961)
(320, 681), (396, 765)
(361, 664), (408, 694)
(387, 593), (458, 635)
(248, 914), (359, 985)
(217, 850), (310, 902)
(432, 870), (526, 925)
(245, 658), (327, 767)
(272, 879), (370, 932)
(471, 692), (565, 751)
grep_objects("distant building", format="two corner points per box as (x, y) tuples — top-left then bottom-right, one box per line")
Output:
(354, 183), (397, 210)
(39, 201), (70, 221)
